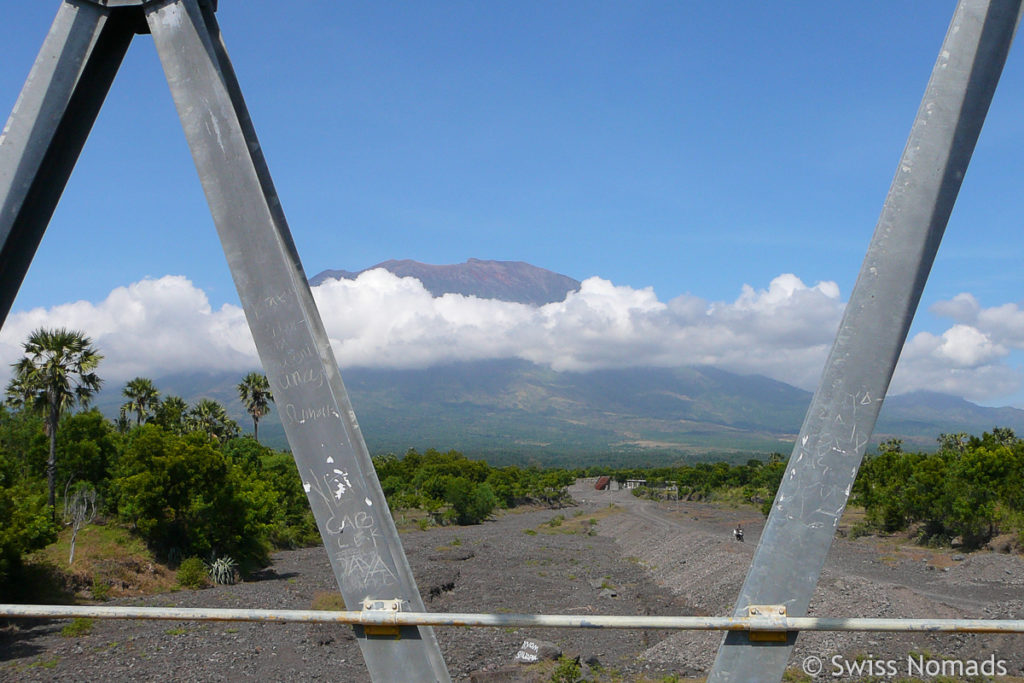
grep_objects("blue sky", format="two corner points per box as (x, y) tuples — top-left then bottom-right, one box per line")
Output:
(2, 2), (1024, 406)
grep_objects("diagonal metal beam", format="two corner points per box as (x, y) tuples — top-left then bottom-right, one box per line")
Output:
(708, 1), (1023, 680)
(144, 1), (449, 680)
(0, 0), (134, 327)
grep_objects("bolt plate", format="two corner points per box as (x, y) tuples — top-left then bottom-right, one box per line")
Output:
(361, 599), (403, 637)
(747, 604), (788, 643)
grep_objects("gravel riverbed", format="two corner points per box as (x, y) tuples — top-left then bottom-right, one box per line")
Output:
(4, 482), (1024, 681)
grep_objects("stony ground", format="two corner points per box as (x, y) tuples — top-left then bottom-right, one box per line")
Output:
(3, 482), (1024, 681)
(596, 484), (1024, 681)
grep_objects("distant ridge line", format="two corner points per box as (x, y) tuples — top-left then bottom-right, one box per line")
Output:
(89, 361), (1024, 461)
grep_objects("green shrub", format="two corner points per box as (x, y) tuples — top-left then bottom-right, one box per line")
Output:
(373, 448), (574, 517)
(90, 576), (111, 601)
(855, 429), (1024, 549)
(113, 426), (269, 567)
(848, 522), (871, 540)
(0, 460), (57, 597)
(255, 450), (320, 549)
(438, 476), (497, 525)
(550, 655), (581, 682)
(177, 557), (208, 589)
(60, 618), (94, 637)
(56, 410), (120, 509)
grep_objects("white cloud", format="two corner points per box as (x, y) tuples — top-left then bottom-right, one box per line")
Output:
(0, 276), (256, 384)
(312, 271), (845, 387)
(7, 271), (1024, 406)
(977, 304), (1024, 348)
(890, 293), (1024, 401)
(0, 271), (846, 392)
(929, 292), (979, 323)
(891, 328), (1018, 401)
(934, 325), (1007, 368)
(931, 293), (1024, 350)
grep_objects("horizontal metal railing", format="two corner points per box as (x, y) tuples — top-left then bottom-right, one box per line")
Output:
(3, 604), (1024, 634)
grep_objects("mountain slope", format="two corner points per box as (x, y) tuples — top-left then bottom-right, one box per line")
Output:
(92, 361), (1024, 467)
(876, 391), (1024, 438)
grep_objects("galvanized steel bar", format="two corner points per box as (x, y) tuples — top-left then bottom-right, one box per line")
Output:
(0, 0), (134, 326)
(143, 2), (449, 681)
(708, 1), (1023, 681)
(5, 604), (1024, 635)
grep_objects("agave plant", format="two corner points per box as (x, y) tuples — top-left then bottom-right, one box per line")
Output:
(207, 555), (238, 586)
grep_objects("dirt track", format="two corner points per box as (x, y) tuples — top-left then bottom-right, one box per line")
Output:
(3, 482), (1024, 681)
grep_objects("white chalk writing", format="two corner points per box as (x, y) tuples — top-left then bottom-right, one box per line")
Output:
(284, 402), (333, 425)
(277, 367), (325, 391)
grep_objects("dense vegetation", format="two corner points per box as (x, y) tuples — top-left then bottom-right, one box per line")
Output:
(0, 328), (581, 596)
(854, 430), (1024, 549)
(0, 441), (56, 593)
(0, 403), (320, 595)
(0, 408), (578, 594)
(375, 448), (575, 525)
(0, 328), (321, 596)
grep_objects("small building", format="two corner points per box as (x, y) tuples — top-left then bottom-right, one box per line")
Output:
(594, 475), (611, 491)
(624, 479), (647, 490)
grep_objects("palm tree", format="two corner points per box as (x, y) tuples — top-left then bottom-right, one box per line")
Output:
(121, 377), (160, 425)
(186, 398), (239, 443)
(153, 395), (188, 435)
(237, 371), (273, 443)
(5, 328), (103, 517)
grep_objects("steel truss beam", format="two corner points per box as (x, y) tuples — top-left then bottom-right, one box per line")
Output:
(0, 1), (134, 325)
(0, 1), (448, 680)
(709, 0), (1023, 680)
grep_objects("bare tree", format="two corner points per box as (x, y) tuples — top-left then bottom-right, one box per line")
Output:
(63, 483), (97, 565)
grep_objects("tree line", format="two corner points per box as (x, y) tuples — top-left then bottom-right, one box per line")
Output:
(587, 455), (788, 515)
(589, 431), (1024, 550)
(0, 327), (578, 594)
(853, 430), (1024, 549)
(0, 327), (307, 594)
(374, 448), (576, 525)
